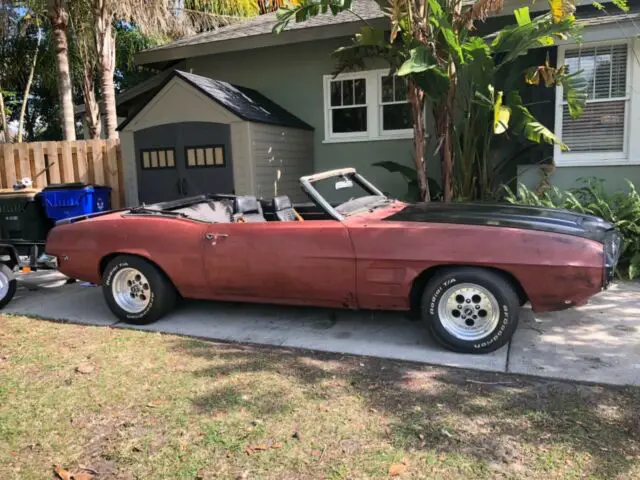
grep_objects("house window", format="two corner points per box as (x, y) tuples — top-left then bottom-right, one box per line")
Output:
(329, 78), (367, 135)
(380, 74), (412, 133)
(141, 148), (176, 169)
(323, 69), (416, 142)
(555, 41), (631, 165)
(185, 146), (225, 168)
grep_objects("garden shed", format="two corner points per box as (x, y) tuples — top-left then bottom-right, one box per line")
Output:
(118, 70), (314, 206)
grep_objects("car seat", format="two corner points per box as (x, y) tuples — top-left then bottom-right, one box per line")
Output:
(271, 195), (297, 222)
(233, 196), (266, 222)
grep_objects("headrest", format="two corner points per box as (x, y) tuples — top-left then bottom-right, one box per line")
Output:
(235, 195), (260, 214)
(271, 195), (292, 211)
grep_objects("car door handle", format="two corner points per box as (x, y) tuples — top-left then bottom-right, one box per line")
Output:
(205, 233), (229, 244)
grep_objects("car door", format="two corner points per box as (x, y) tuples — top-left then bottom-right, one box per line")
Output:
(201, 220), (357, 308)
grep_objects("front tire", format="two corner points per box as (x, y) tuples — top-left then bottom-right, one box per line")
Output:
(421, 268), (520, 354)
(102, 255), (176, 324)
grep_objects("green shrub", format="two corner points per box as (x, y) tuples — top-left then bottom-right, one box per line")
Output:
(504, 179), (640, 280)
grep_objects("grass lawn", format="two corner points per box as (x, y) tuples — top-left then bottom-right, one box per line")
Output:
(1, 315), (639, 480)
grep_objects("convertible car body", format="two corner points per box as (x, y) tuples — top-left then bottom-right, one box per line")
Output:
(45, 168), (621, 353)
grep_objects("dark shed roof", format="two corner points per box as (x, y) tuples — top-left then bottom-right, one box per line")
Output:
(118, 70), (313, 131)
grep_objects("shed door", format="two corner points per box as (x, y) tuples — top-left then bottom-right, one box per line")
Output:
(135, 122), (234, 204)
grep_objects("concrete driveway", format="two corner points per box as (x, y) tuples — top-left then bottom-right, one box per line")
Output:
(5, 271), (640, 386)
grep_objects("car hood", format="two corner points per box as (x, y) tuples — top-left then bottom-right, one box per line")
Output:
(384, 201), (616, 242)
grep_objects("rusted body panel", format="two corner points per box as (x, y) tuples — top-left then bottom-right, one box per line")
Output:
(197, 220), (355, 307)
(48, 215), (206, 297)
(46, 202), (606, 314)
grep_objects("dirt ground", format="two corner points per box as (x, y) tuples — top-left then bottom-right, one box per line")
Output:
(1, 315), (639, 479)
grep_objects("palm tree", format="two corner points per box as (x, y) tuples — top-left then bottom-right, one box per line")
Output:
(69, 0), (101, 139)
(47, 0), (75, 140)
(92, 0), (261, 139)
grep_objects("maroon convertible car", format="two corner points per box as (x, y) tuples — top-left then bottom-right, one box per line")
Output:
(45, 168), (621, 353)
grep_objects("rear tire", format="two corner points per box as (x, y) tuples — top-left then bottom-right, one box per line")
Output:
(421, 268), (520, 354)
(0, 264), (17, 309)
(102, 255), (176, 324)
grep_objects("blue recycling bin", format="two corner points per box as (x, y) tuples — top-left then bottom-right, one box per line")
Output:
(39, 183), (112, 222)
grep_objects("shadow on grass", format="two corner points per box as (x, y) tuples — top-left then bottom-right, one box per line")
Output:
(175, 338), (640, 478)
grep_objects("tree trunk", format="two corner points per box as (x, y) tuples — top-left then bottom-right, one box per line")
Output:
(409, 0), (431, 202)
(0, 88), (7, 142)
(94, 0), (118, 139)
(82, 75), (101, 139)
(78, 38), (101, 138)
(17, 30), (42, 143)
(440, 76), (456, 203)
(408, 79), (430, 202)
(49, 0), (76, 141)
(440, 0), (463, 203)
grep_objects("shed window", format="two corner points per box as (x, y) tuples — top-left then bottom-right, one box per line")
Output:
(141, 149), (175, 169)
(185, 146), (225, 168)
(555, 41), (631, 165)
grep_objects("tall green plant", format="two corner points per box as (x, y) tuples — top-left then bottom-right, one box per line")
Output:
(505, 180), (640, 280)
(273, 0), (585, 202)
(372, 160), (442, 201)
(401, 5), (586, 201)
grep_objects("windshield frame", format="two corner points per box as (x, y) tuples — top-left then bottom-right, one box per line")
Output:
(299, 168), (386, 221)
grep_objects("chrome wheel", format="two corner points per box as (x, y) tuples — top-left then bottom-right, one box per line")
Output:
(112, 267), (151, 314)
(437, 283), (500, 342)
(0, 269), (9, 300)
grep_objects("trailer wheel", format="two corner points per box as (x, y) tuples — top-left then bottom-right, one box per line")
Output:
(0, 264), (17, 309)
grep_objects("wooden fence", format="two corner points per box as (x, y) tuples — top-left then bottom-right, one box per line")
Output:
(0, 139), (124, 208)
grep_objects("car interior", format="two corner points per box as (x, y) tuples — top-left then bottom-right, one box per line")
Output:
(131, 193), (334, 224)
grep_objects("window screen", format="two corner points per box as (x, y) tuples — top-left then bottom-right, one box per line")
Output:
(561, 43), (628, 153)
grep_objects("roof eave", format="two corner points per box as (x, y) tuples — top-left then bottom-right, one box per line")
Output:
(135, 16), (387, 68)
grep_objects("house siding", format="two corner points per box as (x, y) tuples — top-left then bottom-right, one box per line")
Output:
(249, 123), (314, 203)
(118, 131), (138, 206)
(185, 38), (436, 199)
(229, 122), (254, 196)
(518, 165), (640, 193)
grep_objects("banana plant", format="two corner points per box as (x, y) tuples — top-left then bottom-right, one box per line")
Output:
(273, 0), (586, 202)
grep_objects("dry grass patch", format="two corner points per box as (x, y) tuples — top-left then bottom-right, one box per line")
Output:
(1, 315), (639, 479)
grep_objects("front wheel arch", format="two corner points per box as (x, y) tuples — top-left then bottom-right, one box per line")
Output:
(409, 265), (528, 316)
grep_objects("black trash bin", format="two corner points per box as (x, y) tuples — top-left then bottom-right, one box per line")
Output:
(0, 190), (53, 257)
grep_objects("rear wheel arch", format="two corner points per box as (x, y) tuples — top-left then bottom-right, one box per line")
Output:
(409, 265), (528, 314)
(99, 252), (179, 294)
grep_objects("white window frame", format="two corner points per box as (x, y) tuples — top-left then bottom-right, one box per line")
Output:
(323, 69), (416, 143)
(377, 70), (414, 138)
(554, 39), (637, 166)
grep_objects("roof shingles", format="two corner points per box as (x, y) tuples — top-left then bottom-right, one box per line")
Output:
(144, 0), (385, 53)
